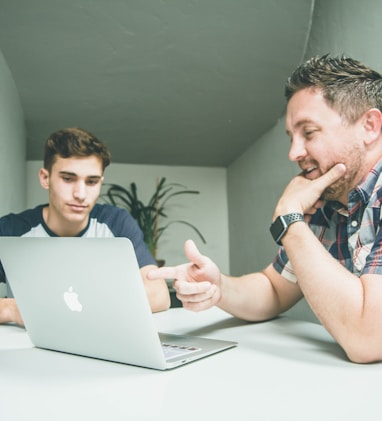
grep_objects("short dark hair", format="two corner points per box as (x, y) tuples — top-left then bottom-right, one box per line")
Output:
(285, 54), (382, 124)
(43, 127), (111, 172)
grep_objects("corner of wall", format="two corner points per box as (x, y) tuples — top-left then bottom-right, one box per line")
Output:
(0, 49), (26, 215)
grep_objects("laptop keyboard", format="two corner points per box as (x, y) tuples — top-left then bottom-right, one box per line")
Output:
(161, 343), (201, 360)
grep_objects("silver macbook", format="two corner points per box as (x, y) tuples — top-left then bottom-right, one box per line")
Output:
(0, 237), (236, 370)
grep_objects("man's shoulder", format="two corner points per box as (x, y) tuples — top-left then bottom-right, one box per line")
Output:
(91, 203), (130, 219)
(87, 203), (140, 238)
(0, 205), (45, 235)
(0, 204), (44, 222)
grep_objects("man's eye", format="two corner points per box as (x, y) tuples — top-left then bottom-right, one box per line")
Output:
(86, 179), (99, 186)
(62, 176), (73, 182)
(304, 130), (315, 138)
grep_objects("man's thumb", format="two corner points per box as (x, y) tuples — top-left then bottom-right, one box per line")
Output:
(319, 163), (346, 188)
(184, 239), (204, 266)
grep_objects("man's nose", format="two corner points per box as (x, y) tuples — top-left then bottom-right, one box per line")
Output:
(73, 182), (86, 200)
(288, 138), (307, 162)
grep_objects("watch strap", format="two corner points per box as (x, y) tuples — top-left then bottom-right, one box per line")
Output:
(270, 212), (304, 245)
(282, 212), (305, 225)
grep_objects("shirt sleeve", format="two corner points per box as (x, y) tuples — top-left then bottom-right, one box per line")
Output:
(361, 220), (382, 275)
(272, 247), (298, 283)
(93, 205), (157, 268)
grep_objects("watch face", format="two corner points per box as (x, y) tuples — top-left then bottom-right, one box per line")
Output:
(270, 216), (287, 245)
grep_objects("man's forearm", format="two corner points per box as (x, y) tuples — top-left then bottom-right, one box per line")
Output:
(141, 265), (171, 313)
(281, 221), (382, 362)
(218, 270), (293, 322)
(0, 298), (24, 325)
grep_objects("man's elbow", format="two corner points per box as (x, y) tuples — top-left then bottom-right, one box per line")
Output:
(342, 335), (382, 364)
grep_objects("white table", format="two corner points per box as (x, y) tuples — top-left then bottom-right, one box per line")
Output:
(1, 307), (381, 421)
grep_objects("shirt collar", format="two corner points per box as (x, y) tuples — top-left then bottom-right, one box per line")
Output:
(353, 157), (382, 204)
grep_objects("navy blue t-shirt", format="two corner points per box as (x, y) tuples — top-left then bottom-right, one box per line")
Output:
(0, 203), (156, 287)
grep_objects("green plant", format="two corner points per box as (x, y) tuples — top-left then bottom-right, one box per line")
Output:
(101, 177), (206, 259)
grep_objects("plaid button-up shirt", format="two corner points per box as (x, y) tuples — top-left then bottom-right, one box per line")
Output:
(273, 157), (382, 283)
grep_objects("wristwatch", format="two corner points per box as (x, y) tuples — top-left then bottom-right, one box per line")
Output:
(270, 212), (304, 245)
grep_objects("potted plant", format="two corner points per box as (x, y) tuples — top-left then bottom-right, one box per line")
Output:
(100, 177), (206, 261)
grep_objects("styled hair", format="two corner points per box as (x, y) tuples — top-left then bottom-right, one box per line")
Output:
(285, 54), (382, 124)
(43, 127), (111, 172)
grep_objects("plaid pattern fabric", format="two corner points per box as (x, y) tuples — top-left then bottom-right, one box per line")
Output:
(273, 158), (382, 283)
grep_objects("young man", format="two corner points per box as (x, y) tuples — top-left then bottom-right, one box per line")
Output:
(0, 127), (170, 325)
(148, 55), (382, 364)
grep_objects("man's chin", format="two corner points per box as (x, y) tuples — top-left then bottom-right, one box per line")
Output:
(65, 212), (89, 224)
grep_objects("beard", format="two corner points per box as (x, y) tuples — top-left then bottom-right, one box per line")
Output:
(322, 174), (352, 201)
(320, 145), (364, 202)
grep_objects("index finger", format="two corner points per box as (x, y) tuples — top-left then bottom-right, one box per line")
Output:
(147, 266), (179, 281)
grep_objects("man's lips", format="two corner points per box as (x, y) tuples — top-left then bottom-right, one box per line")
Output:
(68, 204), (88, 211)
(302, 166), (320, 180)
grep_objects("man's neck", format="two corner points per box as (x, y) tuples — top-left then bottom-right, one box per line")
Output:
(42, 206), (88, 237)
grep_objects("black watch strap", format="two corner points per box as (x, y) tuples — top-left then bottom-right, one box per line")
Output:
(283, 213), (305, 225)
(270, 212), (304, 245)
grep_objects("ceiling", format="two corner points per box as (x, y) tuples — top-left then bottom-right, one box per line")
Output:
(0, 0), (314, 167)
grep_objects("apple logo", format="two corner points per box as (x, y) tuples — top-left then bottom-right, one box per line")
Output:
(63, 286), (83, 312)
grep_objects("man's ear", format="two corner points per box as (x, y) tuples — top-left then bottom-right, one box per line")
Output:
(39, 168), (50, 190)
(363, 108), (382, 145)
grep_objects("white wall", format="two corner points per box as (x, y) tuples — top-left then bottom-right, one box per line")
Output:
(228, 117), (297, 275)
(226, 0), (382, 323)
(26, 161), (230, 273)
(0, 49), (26, 297)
